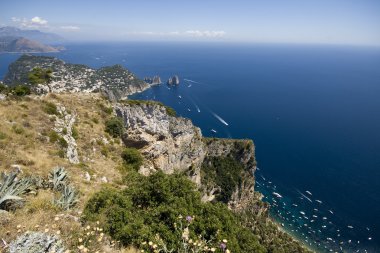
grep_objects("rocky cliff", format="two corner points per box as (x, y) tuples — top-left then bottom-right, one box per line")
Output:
(114, 100), (259, 209)
(3, 55), (150, 100)
(167, 75), (180, 85)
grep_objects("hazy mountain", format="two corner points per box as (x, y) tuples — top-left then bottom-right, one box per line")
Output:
(0, 36), (60, 53)
(0, 26), (64, 44)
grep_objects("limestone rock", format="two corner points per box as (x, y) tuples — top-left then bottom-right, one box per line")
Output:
(0, 210), (12, 225)
(8, 231), (65, 253)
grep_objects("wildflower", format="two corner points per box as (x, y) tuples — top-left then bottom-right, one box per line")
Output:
(148, 241), (153, 246)
(78, 238), (83, 243)
(178, 215), (183, 219)
(226, 250), (230, 253)
(54, 217), (60, 221)
(56, 230), (61, 235)
(153, 244), (157, 249)
(222, 239), (228, 243)
(189, 239), (193, 244)
(210, 248), (216, 252)
(220, 243), (227, 250)
(78, 245), (84, 250)
(44, 229), (49, 233)
(142, 241), (147, 245)
(186, 215), (193, 223)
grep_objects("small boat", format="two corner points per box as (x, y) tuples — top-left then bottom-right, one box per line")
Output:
(328, 210), (334, 214)
(316, 200), (323, 204)
(178, 95), (182, 99)
(210, 129), (217, 133)
(272, 192), (283, 198)
(306, 191), (312, 196)
(347, 225), (354, 229)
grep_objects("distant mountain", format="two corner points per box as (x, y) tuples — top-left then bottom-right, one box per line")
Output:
(0, 36), (60, 53)
(0, 26), (64, 44)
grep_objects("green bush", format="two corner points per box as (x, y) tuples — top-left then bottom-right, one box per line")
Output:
(72, 126), (79, 140)
(105, 117), (124, 138)
(121, 148), (143, 170)
(12, 85), (31, 96)
(43, 102), (59, 115)
(83, 172), (265, 253)
(0, 84), (9, 94)
(201, 157), (244, 203)
(28, 67), (53, 85)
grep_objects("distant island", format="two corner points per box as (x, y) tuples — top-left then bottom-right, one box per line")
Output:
(0, 26), (64, 53)
(167, 75), (180, 85)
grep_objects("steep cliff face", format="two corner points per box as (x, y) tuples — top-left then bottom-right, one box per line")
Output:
(114, 101), (205, 185)
(114, 100), (259, 209)
(3, 55), (150, 100)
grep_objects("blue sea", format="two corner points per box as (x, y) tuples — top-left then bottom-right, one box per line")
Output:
(1, 42), (380, 252)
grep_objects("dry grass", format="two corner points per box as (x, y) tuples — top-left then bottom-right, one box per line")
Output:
(0, 92), (128, 252)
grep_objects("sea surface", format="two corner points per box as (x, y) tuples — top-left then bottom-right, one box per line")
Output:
(1, 42), (380, 252)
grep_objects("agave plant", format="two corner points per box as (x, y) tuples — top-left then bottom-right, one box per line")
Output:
(0, 170), (34, 209)
(53, 184), (79, 210)
(48, 167), (67, 190)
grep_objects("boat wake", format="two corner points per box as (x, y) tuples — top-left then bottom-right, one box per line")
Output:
(211, 112), (229, 126)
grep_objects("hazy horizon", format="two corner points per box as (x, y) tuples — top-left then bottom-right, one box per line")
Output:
(1, 0), (380, 46)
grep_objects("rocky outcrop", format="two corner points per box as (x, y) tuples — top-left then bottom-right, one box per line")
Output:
(144, 76), (162, 85)
(54, 104), (79, 164)
(114, 101), (258, 209)
(8, 232), (65, 253)
(3, 55), (150, 100)
(167, 75), (180, 85)
(115, 101), (205, 185)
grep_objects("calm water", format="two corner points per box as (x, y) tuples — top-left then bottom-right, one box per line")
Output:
(1, 42), (380, 252)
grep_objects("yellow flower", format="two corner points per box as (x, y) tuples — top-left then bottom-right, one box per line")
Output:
(210, 248), (216, 252)
(78, 238), (83, 243)
(226, 249), (231, 253)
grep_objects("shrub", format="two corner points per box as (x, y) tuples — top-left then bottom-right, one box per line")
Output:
(43, 102), (59, 115)
(28, 67), (53, 85)
(12, 125), (25, 135)
(201, 157), (244, 203)
(0, 83), (9, 94)
(121, 148), (143, 170)
(83, 172), (265, 253)
(72, 126), (79, 140)
(105, 117), (124, 138)
(12, 85), (31, 96)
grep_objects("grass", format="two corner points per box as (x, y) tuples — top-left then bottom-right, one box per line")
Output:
(0, 93), (125, 252)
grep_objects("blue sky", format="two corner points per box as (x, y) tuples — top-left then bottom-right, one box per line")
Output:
(1, 0), (380, 45)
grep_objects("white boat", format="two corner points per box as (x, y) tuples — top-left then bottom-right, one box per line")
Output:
(306, 190), (312, 195)
(347, 225), (354, 229)
(210, 129), (217, 133)
(315, 200), (323, 204)
(272, 192), (283, 198)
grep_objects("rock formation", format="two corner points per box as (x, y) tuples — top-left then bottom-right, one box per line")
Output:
(8, 232), (65, 253)
(144, 75), (162, 85)
(167, 75), (180, 85)
(114, 101), (258, 209)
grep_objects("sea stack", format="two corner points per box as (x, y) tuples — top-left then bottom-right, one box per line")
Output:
(167, 75), (180, 85)
(144, 75), (162, 85)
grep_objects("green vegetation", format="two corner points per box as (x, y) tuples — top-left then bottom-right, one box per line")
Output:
(12, 125), (25, 135)
(12, 85), (31, 96)
(42, 101), (59, 115)
(105, 117), (124, 138)
(121, 148), (143, 171)
(83, 171), (265, 253)
(28, 67), (53, 85)
(125, 100), (176, 117)
(202, 157), (244, 203)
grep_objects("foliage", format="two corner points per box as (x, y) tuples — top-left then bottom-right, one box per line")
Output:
(201, 157), (244, 203)
(28, 67), (53, 85)
(72, 126), (79, 140)
(83, 172), (265, 253)
(42, 101), (59, 115)
(0, 170), (35, 210)
(12, 85), (31, 96)
(0, 83), (9, 94)
(105, 117), (124, 138)
(48, 167), (67, 190)
(121, 148), (143, 171)
(53, 184), (79, 211)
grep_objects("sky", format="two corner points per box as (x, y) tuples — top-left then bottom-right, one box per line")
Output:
(1, 0), (380, 46)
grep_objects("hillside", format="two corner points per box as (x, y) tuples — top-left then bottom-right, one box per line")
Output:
(0, 91), (313, 253)
(0, 26), (64, 44)
(3, 55), (150, 100)
(0, 36), (60, 53)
